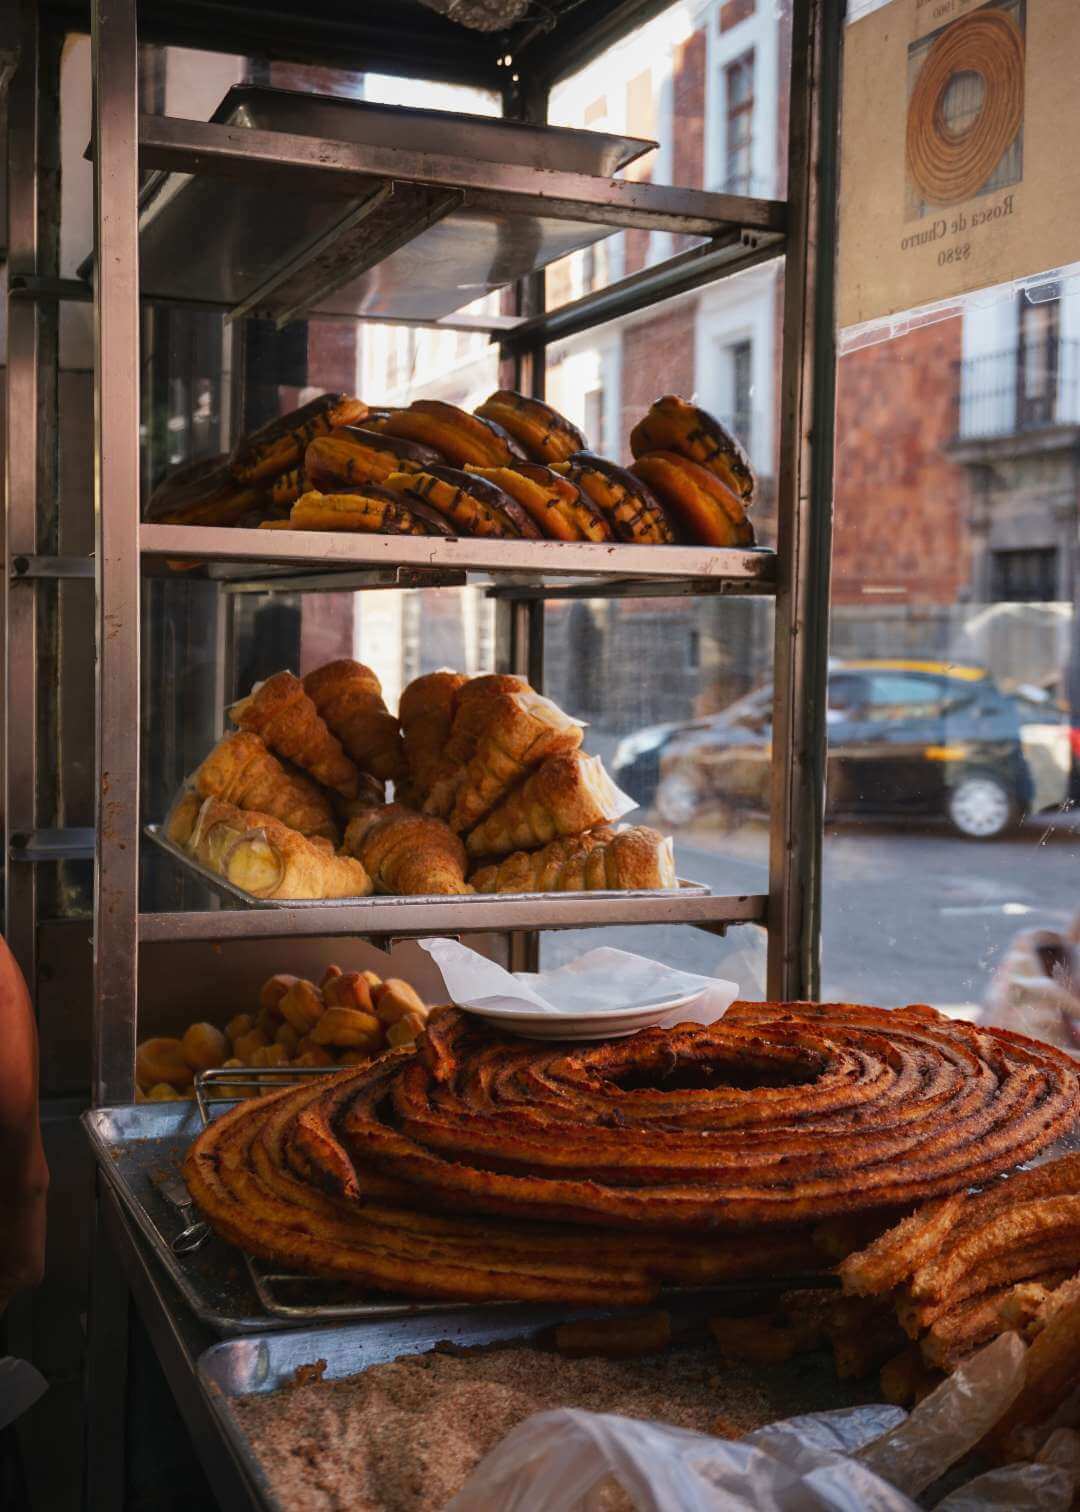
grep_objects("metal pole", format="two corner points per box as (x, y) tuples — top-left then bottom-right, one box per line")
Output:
(766, 0), (843, 1001)
(92, 0), (142, 1104)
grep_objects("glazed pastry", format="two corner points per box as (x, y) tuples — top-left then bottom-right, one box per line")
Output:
(557, 453), (676, 544)
(631, 452), (755, 547)
(145, 455), (265, 527)
(302, 660), (404, 783)
(449, 688), (584, 834)
(229, 671), (361, 800)
(421, 674), (530, 820)
(386, 466), (541, 539)
(398, 670), (468, 804)
(380, 400), (524, 468)
(629, 395), (756, 503)
(193, 732), (340, 842)
(464, 752), (626, 858)
(467, 463), (611, 543)
(284, 486), (454, 536)
(230, 394), (368, 485)
(304, 427), (443, 492)
(474, 390), (587, 465)
(269, 466), (305, 511)
(343, 806), (472, 896)
(470, 825), (675, 893)
(184, 797), (372, 899)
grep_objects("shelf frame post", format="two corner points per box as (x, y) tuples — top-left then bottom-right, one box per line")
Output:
(92, 0), (142, 1104)
(766, 0), (843, 1001)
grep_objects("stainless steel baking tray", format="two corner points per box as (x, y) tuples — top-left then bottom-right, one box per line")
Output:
(144, 822), (711, 910)
(128, 86), (655, 324)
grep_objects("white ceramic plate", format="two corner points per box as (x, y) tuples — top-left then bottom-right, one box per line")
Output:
(462, 988), (706, 1041)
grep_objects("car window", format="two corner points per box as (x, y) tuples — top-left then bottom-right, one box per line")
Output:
(865, 673), (946, 719)
(826, 673), (869, 714)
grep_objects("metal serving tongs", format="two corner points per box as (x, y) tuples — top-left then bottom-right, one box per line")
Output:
(151, 1170), (211, 1255)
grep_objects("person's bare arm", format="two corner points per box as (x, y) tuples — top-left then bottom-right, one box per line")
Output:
(0, 937), (48, 1313)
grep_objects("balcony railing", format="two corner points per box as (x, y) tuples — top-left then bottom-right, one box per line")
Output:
(952, 343), (1080, 443)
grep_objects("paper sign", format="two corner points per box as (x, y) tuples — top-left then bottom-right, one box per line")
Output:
(838, 0), (1080, 330)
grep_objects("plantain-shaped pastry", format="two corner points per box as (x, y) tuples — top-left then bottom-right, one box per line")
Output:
(467, 462), (611, 542)
(398, 670), (468, 806)
(464, 751), (627, 858)
(145, 454), (265, 528)
(305, 427), (444, 493)
(283, 486), (454, 537)
(342, 805), (471, 896)
(229, 671), (361, 799)
(631, 452), (754, 547)
(183, 796), (372, 899)
(302, 660), (404, 783)
(269, 466), (305, 511)
(193, 732), (340, 842)
(470, 825), (674, 893)
(380, 400), (525, 468)
(421, 674), (530, 820)
(556, 453), (675, 544)
(629, 395), (756, 503)
(386, 466), (540, 539)
(230, 394), (368, 485)
(474, 390), (587, 465)
(449, 688), (584, 834)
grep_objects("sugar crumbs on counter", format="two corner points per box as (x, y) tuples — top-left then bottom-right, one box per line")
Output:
(230, 1342), (838, 1512)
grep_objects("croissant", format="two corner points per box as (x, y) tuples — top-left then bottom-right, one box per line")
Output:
(192, 732), (339, 842)
(449, 688), (584, 834)
(398, 670), (468, 804)
(302, 660), (404, 782)
(470, 825), (674, 893)
(184, 797), (372, 899)
(421, 674), (529, 819)
(228, 671), (361, 799)
(343, 806), (471, 896)
(464, 752), (626, 858)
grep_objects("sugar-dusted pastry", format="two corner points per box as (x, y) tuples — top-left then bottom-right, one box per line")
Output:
(631, 452), (755, 548)
(464, 752), (626, 858)
(284, 486), (454, 536)
(629, 395), (756, 503)
(450, 688), (583, 834)
(192, 732), (340, 842)
(398, 670), (468, 805)
(343, 805), (471, 896)
(421, 674), (529, 820)
(230, 394), (368, 485)
(380, 400), (524, 468)
(302, 660), (404, 783)
(467, 462), (611, 542)
(556, 452), (675, 544)
(474, 390), (587, 465)
(304, 427), (444, 492)
(470, 825), (674, 893)
(228, 671), (361, 799)
(386, 466), (540, 539)
(184, 797), (372, 899)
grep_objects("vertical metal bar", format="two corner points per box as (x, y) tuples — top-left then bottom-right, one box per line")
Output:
(92, 0), (142, 1104)
(766, 0), (843, 1001)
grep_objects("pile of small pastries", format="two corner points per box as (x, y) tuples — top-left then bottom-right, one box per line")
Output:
(164, 659), (676, 901)
(135, 965), (428, 1100)
(146, 391), (757, 550)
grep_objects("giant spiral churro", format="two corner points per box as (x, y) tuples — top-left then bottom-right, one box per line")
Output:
(906, 10), (1024, 206)
(185, 1001), (1078, 1302)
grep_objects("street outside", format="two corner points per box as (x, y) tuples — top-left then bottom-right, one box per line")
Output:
(541, 809), (1080, 1014)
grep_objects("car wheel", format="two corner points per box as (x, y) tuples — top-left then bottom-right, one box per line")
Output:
(655, 771), (703, 827)
(946, 774), (1017, 839)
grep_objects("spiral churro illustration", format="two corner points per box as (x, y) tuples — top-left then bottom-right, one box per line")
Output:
(906, 9), (1025, 207)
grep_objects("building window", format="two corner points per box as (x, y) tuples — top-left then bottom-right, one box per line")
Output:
(729, 338), (753, 451)
(723, 51), (754, 194)
(583, 388), (605, 456)
(990, 547), (1059, 603)
(1017, 292), (1060, 428)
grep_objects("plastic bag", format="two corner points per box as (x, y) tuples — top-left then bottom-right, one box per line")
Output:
(981, 914), (1080, 1057)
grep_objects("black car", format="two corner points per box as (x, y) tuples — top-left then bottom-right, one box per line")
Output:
(611, 659), (1035, 840)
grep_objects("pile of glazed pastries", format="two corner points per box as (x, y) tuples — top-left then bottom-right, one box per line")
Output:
(165, 660), (675, 900)
(146, 390), (756, 549)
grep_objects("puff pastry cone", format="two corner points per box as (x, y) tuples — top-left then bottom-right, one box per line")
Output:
(629, 395), (756, 504)
(464, 752), (626, 858)
(302, 659), (404, 783)
(165, 788), (203, 847)
(380, 400), (525, 468)
(273, 485), (454, 537)
(230, 394), (368, 486)
(332, 773), (387, 821)
(474, 390), (587, 465)
(421, 673), (530, 820)
(183, 796), (372, 899)
(398, 670), (468, 806)
(229, 671), (362, 799)
(145, 454), (265, 528)
(343, 804), (472, 896)
(449, 688), (584, 834)
(386, 465), (540, 539)
(467, 463), (611, 542)
(471, 825), (675, 894)
(192, 732), (340, 843)
(631, 453), (755, 548)
(304, 427), (444, 492)
(555, 453), (675, 544)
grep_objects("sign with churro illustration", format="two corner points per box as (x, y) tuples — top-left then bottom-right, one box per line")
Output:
(839, 0), (1077, 329)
